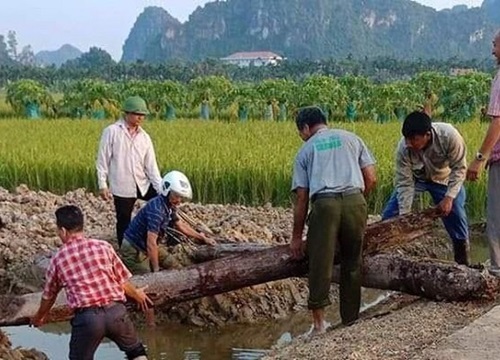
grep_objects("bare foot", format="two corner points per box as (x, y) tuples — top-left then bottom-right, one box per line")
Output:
(301, 321), (331, 339)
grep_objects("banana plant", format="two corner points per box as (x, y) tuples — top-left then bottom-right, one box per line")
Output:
(6, 79), (54, 118)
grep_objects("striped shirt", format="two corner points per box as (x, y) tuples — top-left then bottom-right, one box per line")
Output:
(42, 235), (131, 309)
(124, 195), (179, 252)
(96, 119), (163, 198)
(488, 69), (500, 165)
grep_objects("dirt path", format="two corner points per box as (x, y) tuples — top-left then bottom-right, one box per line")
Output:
(264, 295), (497, 360)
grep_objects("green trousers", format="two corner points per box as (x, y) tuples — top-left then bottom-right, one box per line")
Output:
(306, 193), (367, 325)
(120, 239), (181, 274)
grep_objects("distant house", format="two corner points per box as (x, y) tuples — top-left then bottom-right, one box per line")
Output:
(220, 51), (283, 67)
(449, 68), (476, 76)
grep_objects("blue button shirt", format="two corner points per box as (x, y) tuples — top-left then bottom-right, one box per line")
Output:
(124, 196), (178, 252)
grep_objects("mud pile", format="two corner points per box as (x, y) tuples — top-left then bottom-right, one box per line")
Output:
(0, 186), (313, 327)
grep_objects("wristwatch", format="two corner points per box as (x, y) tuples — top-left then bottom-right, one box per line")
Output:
(476, 151), (486, 161)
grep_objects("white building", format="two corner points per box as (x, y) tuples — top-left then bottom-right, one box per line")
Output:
(220, 51), (283, 67)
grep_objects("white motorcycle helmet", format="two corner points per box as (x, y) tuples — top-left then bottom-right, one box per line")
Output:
(160, 170), (193, 199)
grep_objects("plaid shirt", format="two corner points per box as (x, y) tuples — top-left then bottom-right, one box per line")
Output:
(42, 235), (131, 309)
(488, 69), (500, 165)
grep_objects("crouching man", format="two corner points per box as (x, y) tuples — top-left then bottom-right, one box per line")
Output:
(382, 111), (470, 265)
(122, 170), (216, 273)
(31, 205), (152, 360)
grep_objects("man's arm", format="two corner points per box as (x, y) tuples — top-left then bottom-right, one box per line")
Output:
(290, 188), (309, 259)
(146, 231), (160, 272)
(467, 116), (500, 181)
(96, 127), (112, 200)
(122, 282), (153, 313)
(174, 219), (216, 245)
(357, 137), (377, 195)
(395, 140), (415, 215)
(361, 165), (377, 196)
(31, 259), (61, 327)
(31, 297), (58, 327)
(144, 137), (163, 194)
(439, 128), (467, 216)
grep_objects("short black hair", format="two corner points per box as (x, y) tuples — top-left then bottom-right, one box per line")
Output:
(402, 111), (432, 138)
(296, 106), (327, 130)
(55, 205), (84, 232)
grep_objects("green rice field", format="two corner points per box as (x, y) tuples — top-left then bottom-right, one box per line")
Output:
(0, 118), (489, 220)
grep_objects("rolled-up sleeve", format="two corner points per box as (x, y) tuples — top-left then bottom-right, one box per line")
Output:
(445, 128), (467, 199)
(395, 140), (415, 215)
(42, 257), (61, 300)
(96, 127), (112, 190)
(109, 245), (132, 285)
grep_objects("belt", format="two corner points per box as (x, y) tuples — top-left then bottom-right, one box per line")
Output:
(311, 189), (362, 202)
(74, 301), (121, 314)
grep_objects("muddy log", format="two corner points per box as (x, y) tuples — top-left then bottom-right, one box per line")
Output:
(1, 208), (477, 327)
(193, 209), (441, 263)
(1, 247), (498, 327)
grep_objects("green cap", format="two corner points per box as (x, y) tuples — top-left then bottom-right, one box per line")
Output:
(122, 96), (149, 115)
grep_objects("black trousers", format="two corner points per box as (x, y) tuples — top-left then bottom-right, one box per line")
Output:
(113, 185), (157, 248)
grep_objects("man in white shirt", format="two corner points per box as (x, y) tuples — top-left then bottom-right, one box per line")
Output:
(96, 96), (163, 248)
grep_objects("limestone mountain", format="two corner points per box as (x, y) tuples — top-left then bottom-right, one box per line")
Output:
(121, 0), (500, 63)
(35, 44), (82, 67)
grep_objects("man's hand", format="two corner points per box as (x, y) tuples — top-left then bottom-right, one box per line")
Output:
(200, 233), (216, 246)
(30, 312), (47, 328)
(466, 159), (485, 182)
(290, 235), (305, 260)
(99, 188), (112, 201)
(437, 196), (454, 217)
(134, 286), (154, 313)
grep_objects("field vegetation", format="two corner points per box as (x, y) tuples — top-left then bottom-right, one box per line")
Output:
(0, 119), (488, 220)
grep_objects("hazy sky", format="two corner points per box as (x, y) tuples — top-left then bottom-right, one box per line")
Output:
(0, 0), (485, 60)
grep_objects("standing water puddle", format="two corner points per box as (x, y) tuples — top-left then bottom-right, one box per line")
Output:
(3, 234), (490, 359)
(3, 289), (387, 360)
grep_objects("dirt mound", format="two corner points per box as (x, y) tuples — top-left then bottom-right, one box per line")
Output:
(0, 186), (317, 327)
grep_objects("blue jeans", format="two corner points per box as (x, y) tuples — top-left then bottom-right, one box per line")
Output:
(382, 181), (468, 244)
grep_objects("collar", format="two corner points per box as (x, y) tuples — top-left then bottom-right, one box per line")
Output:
(118, 118), (142, 134)
(65, 233), (85, 244)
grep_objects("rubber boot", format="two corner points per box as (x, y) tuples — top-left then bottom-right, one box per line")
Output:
(453, 241), (470, 266)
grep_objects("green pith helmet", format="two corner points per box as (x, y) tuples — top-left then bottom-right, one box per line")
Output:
(122, 96), (149, 115)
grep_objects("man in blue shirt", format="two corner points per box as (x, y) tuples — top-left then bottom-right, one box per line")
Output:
(123, 170), (216, 273)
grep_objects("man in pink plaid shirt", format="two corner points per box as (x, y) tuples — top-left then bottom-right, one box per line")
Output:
(31, 205), (152, 360)
(467, 30), (500, 276)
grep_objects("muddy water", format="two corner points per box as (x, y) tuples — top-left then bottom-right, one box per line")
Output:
(4, 289), (387, 360)
(3, 235), (490, 360)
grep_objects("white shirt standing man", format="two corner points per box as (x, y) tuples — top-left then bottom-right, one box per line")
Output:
(96, 96), (163, 248)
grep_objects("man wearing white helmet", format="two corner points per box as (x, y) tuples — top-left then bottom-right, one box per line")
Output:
(122, 170), (216, 273)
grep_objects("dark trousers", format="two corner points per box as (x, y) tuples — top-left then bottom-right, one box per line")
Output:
(114, 185), (157, 247)
(69, 302), (147, 360)
(306, 193), (367, 325)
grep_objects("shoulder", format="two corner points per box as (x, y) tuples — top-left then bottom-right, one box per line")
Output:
(144, 196), (165, 213)
(139, 128), (153, 140)
(432, 122), (463, 140)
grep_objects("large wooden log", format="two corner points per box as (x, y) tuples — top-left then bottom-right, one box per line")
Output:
(1, 244), (498, 327)
(0, 208), (458, 327)
(192, 208), (441, 263)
